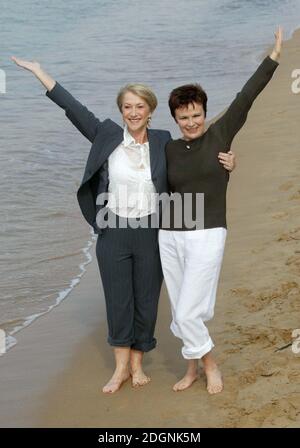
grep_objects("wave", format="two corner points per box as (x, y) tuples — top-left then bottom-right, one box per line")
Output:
(0, 229), (97, 357)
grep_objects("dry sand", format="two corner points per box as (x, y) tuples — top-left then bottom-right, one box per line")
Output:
(0, 29), (299, 428)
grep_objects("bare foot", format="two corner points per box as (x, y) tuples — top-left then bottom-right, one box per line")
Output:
(173, 372), (198, 392)
(204, 364), (223, 394)
(102, 369), (130, 394)
(131, 369), (151, 388)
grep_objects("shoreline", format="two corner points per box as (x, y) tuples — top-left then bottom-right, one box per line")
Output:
(0, 28), (300, 428)
(1, 231), (97, 354)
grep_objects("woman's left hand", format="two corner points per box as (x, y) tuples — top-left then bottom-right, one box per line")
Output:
(270, 26), (283, 61)
(218, 150), (236, 172)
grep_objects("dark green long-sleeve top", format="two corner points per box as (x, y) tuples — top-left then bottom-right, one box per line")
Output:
(163, 56), (279, 231)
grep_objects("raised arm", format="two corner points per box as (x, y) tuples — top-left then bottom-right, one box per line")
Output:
(11, 57), (102, 142)
(213, 26), (282, 148)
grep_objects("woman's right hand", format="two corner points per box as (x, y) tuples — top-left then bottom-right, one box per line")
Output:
(11, 56), (41, 74)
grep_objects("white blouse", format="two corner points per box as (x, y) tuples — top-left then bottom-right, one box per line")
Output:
(106, 126), (157, 218)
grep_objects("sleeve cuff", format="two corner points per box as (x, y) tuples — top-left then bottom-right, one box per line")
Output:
(45, 81), (61, 100)
(265, 55), (279, 67)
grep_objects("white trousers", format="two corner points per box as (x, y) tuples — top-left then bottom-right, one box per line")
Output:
(158, 228), (227, 360)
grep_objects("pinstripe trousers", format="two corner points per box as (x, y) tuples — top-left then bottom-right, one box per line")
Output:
(95, 212), (163, 352)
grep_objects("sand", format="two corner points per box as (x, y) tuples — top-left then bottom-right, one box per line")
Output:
(0, 29), (299, 428)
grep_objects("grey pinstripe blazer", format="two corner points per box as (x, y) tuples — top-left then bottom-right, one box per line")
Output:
(46, 82), (171, 234)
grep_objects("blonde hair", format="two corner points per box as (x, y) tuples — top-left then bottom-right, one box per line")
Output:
(116, 83), (158, 113)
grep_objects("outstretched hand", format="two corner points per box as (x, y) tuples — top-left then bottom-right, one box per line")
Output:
(270, 26), (283, 61)
(274, 26), (283, 53)
(11, 56), (41, 73)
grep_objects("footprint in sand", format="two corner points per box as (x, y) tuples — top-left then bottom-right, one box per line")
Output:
(277, 227), (300, 242)
(289, 190), (300, 200)
(238, 368), (258, 385)
(278, 181), (294, 191)
(286, 255), (300, 275)
(254, 360), (280, 377)
(231, 287), (282, 312)
(238, 362), (279, 387)
(271, 211), (289, 220)
(288, 370), (300, 383)
(230, 288), (264, 312)
(238, 398), (299, 427)
(229, 323), (293, 350)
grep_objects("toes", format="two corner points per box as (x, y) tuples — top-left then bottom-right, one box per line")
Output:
(103, 385), (116, 394)
(132, 375), (151, 388)
(208, 388), (222, 394)
(173, 375), (198, 392)
(103, 382), (120, 394)
(205, 367), (223, 395)
(102, 374), (130, 394)
(173, 381), (189, 392)
(207, 383), (223, 394)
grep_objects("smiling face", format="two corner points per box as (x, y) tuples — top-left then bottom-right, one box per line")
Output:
(174, 102), (206, 141)
(121, 91), (151, 135)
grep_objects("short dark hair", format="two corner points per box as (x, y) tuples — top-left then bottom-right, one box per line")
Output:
(168, 84), (207, 120)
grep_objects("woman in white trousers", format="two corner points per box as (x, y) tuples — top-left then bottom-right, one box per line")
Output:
(159, 27), (282, 394)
